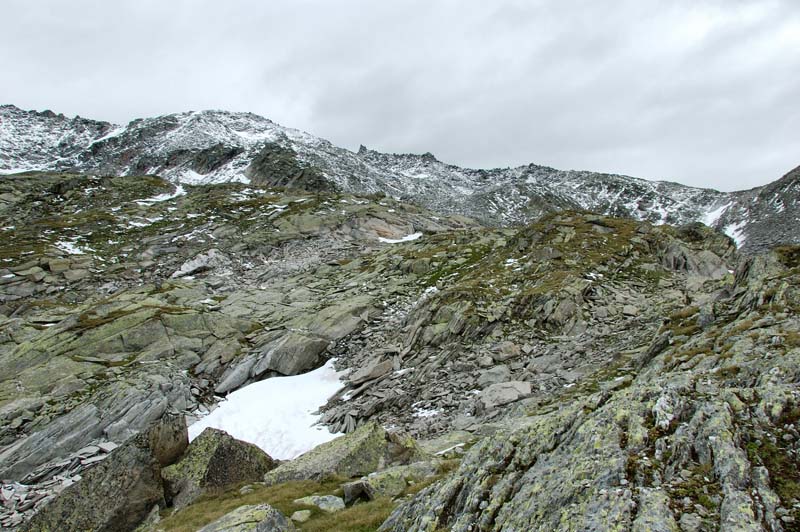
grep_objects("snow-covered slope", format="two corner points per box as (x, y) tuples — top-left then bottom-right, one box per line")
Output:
(1, 104), (797, 252)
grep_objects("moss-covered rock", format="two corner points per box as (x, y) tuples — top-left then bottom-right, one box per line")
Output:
(22, 414), (187, 532)
(162, 428), (276, 510)
(196, 503), (295, 532)
(263, 422), (427, 486)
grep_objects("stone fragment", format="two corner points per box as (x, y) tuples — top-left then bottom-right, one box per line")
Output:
(490, 341), (521, 362)
(47, 258), (71, 273)
(98, 441), (119, 453)
(350, 358), (394, 385)
(622, 305), (639, 317)
(171, 249), (223, 278)
(62, 269), (90, 282)
(477, 355), (494, 368)
(290, 510), (311, 523)
(342, 461), (439, 503)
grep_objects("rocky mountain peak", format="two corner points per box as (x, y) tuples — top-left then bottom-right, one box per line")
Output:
(2, 103), (798, 252)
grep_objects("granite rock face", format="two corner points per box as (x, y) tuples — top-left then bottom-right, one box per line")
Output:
(380, 248), (800, 531)
(21, 415), (187, 532)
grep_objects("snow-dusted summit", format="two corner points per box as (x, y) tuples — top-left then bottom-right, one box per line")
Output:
(1, 104), (798, 252)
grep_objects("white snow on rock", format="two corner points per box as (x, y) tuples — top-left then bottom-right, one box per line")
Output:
(378, 232), (423, 244)
(723, 220), (748, 247)
(55, 240), (86, 255)
(135, 184), (186, 205)
(188, 359), (347, 460)
(701, 201), (732, 227)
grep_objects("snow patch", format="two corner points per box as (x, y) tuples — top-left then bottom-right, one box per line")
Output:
(56, 240), (86, 255)
(412, 405), (440, 418)
(188, 359), (346, 460)
(701, 201), (732, 227)
(723, 221), (748, 247)
(378, 232), (423, 244)
(136, 185), (186, 205)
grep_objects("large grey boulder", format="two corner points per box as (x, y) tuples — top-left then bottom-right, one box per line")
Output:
(478, 381), (531, 409)
(22, 414), (187, 532)
(197, 503), (295, 532)
(252, 331), (329, 377)
(162, 428), (276, 510)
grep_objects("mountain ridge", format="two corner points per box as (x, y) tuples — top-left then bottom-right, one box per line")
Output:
(1, 103), (798, 253)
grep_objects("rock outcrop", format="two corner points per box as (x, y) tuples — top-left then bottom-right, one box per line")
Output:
(162, 428), (276, 510)
(380, 247), (800, 531)
(263, 422), (427, 485)
(22, 414), (187, 532)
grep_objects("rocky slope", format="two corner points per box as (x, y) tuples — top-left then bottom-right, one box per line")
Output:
(2, 104), (798, 252)
(0, 169), (797, 531)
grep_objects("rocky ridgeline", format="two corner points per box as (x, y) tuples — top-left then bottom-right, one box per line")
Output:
(0, 170), (798, 531)
(3, 104), (799, 252)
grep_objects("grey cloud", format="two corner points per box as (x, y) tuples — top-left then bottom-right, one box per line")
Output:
(0, 0), (798, 191)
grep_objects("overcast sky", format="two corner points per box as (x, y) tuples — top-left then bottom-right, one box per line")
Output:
(1, 1), (798, 191)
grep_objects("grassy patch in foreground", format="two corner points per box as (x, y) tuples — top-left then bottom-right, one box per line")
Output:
(156, 476), (395, 532)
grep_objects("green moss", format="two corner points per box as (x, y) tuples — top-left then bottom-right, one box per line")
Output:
(774, 245), (800, 269)
(746, 405), (800, 523)
(668, 463), (721, 513)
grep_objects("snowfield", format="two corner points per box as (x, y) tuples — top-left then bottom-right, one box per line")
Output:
(188, 359), (347, 460)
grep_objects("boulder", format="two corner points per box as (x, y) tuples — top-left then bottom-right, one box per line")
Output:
(477, 364), (511, 387)
(23, 414), (187, 532)
(293, 494), (345, 513)
(162, 428), (276, 510)
(197, 504), (295, 532)
(63, 269), (89, 282)
(622, 304), (640, 317)
(349, 358), (394, 385)
(342, 461), (440, 503)
(215, 355), (258, 394)
(290, 510), (311, 523)
(47, 258), (71, 273)
(171, 249), (224, 278)
(479, 381), (532, 410)
(263, 422), (427, 485)
(491, 341), (521, 362)
(251, 331), (329, 377)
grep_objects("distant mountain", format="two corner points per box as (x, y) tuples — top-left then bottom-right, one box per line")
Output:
(1, 104), (797, 252)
